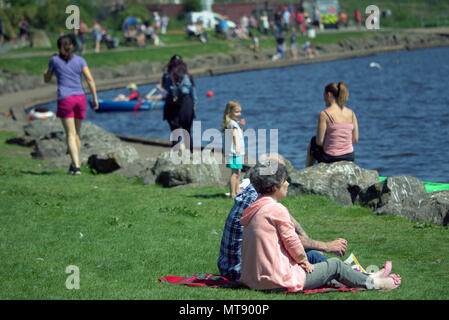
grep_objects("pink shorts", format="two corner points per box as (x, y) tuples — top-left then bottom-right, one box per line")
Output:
(57, 95), (87, 119)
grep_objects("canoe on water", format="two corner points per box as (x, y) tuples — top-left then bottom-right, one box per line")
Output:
(379, 176), (449, 193)
(89, 99), (165, 112)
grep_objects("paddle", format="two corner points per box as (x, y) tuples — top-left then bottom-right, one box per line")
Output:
(145, 87), (158, 99)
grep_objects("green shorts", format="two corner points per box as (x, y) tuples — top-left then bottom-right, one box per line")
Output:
(226, 155), (243, 170)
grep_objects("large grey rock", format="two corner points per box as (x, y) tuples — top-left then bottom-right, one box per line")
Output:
(14, 118), (140, 171)
(141, 168), (156, 185)
(152, 151), (222, 187)
(23, 117), (64, 141)
(33, 138), (67, 159)
(376, 190), (449, 226)
(31, 29), (51, 48)
(288, 161), (379, 205)
(243, 153), (297, 179)
(115, 160), (152, 180)
(356, 176), (426, 212)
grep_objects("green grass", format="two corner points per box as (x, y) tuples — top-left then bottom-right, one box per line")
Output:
(0, 42), (234, 75)
(0, 130), (448, 299)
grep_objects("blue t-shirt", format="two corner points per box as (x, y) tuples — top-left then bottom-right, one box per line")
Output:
(48, 54), (87, 101)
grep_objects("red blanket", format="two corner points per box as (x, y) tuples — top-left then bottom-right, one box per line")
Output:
(158, 273), (363, 294)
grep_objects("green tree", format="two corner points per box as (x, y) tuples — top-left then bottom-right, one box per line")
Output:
(5, 0), (40, 6)
(183, 0), (202, 13)
(115, 4), (151, 29)
(35, 0), (70, 32)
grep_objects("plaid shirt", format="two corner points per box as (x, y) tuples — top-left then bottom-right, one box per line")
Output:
(217, 184), (258, 281)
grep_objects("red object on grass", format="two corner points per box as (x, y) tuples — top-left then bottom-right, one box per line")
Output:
(158, 273), (364, 294)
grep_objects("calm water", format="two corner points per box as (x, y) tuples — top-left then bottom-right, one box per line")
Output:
(39, 46), (449, 183)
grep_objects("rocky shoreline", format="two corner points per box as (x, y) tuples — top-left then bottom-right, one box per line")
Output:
(4, 117), (449, 226)
(1, 29), (448, 226)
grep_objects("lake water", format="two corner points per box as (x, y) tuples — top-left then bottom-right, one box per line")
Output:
(38, 46), (449, 183)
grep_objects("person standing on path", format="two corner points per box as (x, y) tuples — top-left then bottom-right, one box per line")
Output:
(44, 35), (98, 175)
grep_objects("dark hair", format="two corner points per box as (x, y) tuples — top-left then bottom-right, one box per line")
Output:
(324, 82), (349, 108)
(249, 159), (289, 195)
(167, 54), (195, 86)
(57, 35), (74, 61)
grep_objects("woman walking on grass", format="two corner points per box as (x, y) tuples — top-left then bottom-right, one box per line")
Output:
(44, 35), (98, 175)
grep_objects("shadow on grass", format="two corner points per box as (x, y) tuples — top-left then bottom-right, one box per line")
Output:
(187, 193), (229, 199)
(20, 170), (55, 176)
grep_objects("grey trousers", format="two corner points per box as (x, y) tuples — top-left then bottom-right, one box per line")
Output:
(303, 258), (372, 290)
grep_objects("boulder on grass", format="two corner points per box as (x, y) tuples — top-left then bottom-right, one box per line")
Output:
(152, 151), (222, 187)
(31, 29), (51, 48)
(288, 161), (379, 205)
(376, 190), (449, 226)
(356, 176), (426, 212)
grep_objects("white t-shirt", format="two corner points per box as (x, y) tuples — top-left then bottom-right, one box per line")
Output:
(225, 119), (245, 157)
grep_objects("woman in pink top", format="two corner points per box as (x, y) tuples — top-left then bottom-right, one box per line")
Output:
(240, 159), (401, 292)
(306, 82), (359, 167)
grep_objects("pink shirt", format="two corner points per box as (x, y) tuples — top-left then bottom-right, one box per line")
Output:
(240, 196), (306, 292)
(323, 123), (354, 156)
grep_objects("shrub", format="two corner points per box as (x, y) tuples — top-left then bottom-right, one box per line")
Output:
(183, 0), (202, 13)
(116, 4), (152, 30)
(35, 0), (68, 32)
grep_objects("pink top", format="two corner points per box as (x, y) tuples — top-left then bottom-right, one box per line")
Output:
(323, 123), (354, 156)
(240, 196), (306, 292)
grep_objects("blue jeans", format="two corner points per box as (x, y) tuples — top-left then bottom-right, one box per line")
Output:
(306, 249), (328, 264)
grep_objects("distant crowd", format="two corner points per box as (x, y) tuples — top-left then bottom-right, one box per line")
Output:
(183, 5), (362, 61)
(0, 11), (170, 53)
(69, 11), (169, 54)
(1, 5), (364, 61)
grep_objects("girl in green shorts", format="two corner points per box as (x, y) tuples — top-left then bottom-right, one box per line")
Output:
(222, 101), (245, 199)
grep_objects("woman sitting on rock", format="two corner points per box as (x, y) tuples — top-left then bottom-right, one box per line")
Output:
(306, 82), (359, 167)
(239, 159), (401, 292)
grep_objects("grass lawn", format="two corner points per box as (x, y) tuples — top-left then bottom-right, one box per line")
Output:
(0, 41), (234, 76)
(0, 130), (448, 300)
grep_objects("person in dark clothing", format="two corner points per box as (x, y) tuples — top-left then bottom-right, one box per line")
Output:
(161, 55), (198, 152)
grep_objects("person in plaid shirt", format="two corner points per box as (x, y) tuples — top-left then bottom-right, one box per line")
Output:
(217, 155), (348, 281)
(218, 183), (258, 281)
